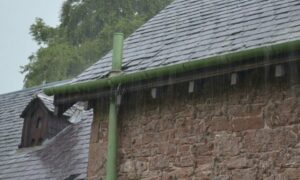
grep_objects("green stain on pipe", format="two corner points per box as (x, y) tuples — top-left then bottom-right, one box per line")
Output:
(43, 39), (300, 96)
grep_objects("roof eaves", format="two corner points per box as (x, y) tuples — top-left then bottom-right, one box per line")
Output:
(44, 39), (300, 96)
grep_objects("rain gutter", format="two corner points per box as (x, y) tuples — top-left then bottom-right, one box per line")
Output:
(44, 39), (300, 96)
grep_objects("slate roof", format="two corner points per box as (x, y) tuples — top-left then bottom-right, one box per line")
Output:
(35, 93), (82, 117)
(0, 82), (92, 179)
(73, 0), (300, 84)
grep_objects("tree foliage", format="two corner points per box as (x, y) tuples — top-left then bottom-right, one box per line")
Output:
(21, 0), (173, 87)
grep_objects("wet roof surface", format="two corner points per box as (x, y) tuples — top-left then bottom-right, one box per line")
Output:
(73, 0), (300, 83)
(0, 82), (92, 179)
(36, 93), (82, 117)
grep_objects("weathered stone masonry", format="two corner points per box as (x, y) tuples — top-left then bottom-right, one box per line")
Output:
(87, 68), (300, 179)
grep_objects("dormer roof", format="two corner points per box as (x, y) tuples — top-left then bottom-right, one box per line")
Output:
(0, 81), (92, 179)
(20, 93), (82, 118)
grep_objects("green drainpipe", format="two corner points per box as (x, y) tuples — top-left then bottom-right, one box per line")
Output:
(107, 95), (118, 180)
(106, 33), (124, 180)
(111, 33), (124, 74)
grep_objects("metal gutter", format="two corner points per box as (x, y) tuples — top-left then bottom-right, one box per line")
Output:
(52, 55), (300, 105)
(44, 39), (300, 96)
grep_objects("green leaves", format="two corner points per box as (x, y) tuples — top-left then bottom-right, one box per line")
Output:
(22, 43), (77, 87)
(22, 0), (173, 88)
(30, 18), (56, 45)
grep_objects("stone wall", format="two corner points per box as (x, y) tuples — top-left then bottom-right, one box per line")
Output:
(87, 69), (300, 179)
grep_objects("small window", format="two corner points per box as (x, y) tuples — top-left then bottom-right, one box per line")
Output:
(36, 118), (42, 128)
(38, 138), (43, 145)
(31, 139), (35, 146)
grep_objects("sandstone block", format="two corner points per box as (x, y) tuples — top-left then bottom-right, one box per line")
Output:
(232, 116), (264, 132)
(209, 116), (232, 132)
(149, 155), (169, 170)
(231, 168), (257, 180)
(214, 133), (241, 156)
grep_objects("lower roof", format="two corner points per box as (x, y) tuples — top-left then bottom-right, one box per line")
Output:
(0, 83), (92, 179)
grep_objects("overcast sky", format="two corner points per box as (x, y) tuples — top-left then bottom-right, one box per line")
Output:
(0, 0), (63, 94)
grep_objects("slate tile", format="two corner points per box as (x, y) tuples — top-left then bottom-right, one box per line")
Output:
(54, 0), (300, 108)
(0, 81), (92, 179)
